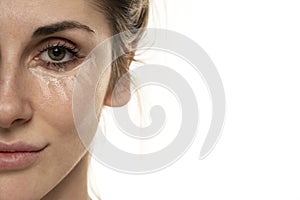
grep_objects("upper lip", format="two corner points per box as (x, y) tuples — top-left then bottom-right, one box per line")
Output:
(0, 141), (47, 153)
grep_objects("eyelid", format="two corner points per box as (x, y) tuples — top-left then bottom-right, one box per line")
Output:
(37, 38), (78, 53)
(31, 38), (85, 72)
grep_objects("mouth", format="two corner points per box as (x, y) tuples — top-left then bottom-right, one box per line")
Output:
(0, 142), (48, 171)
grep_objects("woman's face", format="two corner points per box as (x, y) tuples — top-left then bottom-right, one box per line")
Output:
(0, 0), (111, 199)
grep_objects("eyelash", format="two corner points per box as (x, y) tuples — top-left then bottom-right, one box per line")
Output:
(37, 41), (84, 71)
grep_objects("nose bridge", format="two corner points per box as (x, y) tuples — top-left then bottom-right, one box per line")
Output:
(0, 12), (34, 130)
(0, 55), (23, 96)
(0, 61), (23, 107)
(0, 35), (27, 93)
(0, 53), (32, 129)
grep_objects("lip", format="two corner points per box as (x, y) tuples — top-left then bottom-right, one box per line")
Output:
(0, 141), (47, 170)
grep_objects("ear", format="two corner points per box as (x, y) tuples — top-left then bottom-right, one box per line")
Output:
(104, 55), (134, 107)
(103, 74), (131, 107)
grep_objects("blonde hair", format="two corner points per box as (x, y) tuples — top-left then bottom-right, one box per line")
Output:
(90, 0), (150, 97)
(87, 1), (150, 199)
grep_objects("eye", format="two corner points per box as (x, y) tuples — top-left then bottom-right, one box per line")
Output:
(47, 46), (67, 61)
(36, 41), (85, 71)
(39, 43), (79, 65)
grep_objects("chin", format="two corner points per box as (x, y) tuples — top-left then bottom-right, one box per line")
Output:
(0, 168), (56, 200)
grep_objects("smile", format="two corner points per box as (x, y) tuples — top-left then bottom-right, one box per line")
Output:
(0, 142), (47, 170)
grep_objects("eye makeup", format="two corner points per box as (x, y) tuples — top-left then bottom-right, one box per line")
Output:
(28, 37), (86, 101)
(33, 38), (86, 73)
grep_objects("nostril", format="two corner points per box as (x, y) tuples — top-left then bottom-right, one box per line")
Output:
(11, 118), (31, 127)
(0, 117), (32, 129)
(0, 101), (33, 129)
(0, 71), (33, 130)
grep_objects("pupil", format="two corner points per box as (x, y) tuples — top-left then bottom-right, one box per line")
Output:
(53, 48), (61, 56)
(49, 47), (66, 61)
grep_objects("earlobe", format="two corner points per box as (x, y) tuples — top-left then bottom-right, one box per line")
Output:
(104, 77), (131, 107)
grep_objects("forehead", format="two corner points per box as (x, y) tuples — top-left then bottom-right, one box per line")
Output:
(0, 0), (107, 37)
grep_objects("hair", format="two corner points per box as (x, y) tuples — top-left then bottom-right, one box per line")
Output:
(90, 0), (150, 98)
(87, 1), (150, 199)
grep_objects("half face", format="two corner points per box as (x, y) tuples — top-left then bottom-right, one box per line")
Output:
(0, 0), (111, 199)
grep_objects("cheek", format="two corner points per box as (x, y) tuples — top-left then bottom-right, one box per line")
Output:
(28, 63), (111, 138)
(29, 67), (76, 131)
(29, 66), (75, 102)
(0, 68), (87, 200)
(95, 67), (112, 117)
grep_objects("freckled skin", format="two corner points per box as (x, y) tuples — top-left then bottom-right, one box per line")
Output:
(29, 67), (77, 101)
(0, 0), (112, 199)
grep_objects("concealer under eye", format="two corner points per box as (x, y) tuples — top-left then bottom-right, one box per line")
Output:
(33, 38), (86, 72)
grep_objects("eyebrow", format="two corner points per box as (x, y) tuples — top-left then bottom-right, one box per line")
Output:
(32, 21), (95, 38)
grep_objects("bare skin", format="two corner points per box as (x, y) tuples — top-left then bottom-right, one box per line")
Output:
(0, 0), (113, 199)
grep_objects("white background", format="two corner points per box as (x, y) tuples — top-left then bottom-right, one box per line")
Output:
(89, 0), (300, 199)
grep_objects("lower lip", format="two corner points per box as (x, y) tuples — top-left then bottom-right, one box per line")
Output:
(0, 151), (42, 170)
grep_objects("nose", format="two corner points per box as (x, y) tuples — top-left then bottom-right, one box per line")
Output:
(0, 69), (33, 129)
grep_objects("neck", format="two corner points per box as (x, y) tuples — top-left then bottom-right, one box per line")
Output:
(42, 154), (90, 200)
